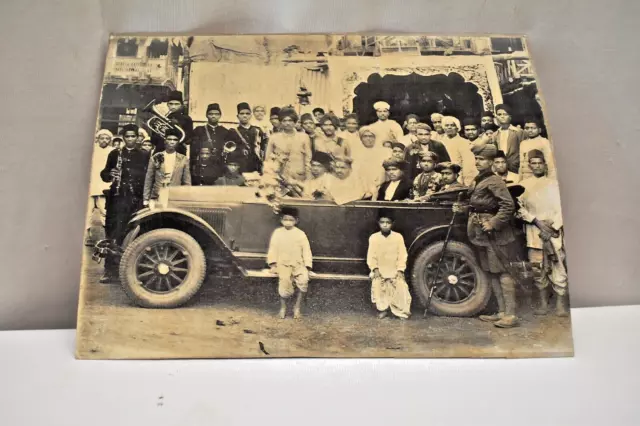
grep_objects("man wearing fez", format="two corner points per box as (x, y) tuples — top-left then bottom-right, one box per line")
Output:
(99, 124), (150, 283)
(228, 102), (268, 174)
(151, 90), (193, 155)
(269, 107), (282, 133)
(517, 149), (568, 317)
(369, 101), (404, 144)
(191, 103), (229, 181)
(453, 143), (520, 328)
(493, 150), (520, 184)
(490, 103), (522, 173)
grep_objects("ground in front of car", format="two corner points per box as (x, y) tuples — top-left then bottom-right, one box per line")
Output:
(76, 249), (573, 359)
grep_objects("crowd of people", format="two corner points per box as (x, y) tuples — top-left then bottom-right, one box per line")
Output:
(89, 89), (568, 326)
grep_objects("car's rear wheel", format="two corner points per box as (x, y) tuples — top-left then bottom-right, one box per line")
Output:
(119, 229), (206, 308)
(410, 241), (490, 317)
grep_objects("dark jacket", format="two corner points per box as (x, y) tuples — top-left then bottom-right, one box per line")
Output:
(228, 125), (268, 173)
(489, 126), (523, 173)
(376, 179), (412, 201)
(151, 111), (194, 155)
(100, 147), (149, 199)
(467, 170), (516, 247)
(191, 124), (229, 167)
(191, 158), (220, 186)
(404, 140), (451, 181)
(214, 173), (246, 186)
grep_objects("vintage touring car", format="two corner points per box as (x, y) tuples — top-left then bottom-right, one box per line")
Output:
(115, 186), (493, 317)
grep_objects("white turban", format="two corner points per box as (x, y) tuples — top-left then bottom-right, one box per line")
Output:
(442, 116), (461, 130)
(95, 129), (113, 140)
(430, 113), (443, 121)
(373, 101), (390, 111)
(138, 128), (149, 138)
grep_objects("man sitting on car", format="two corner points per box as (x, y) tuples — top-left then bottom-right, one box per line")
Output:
(324, 156), (372, 205)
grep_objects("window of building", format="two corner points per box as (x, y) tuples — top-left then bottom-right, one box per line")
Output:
(116, 38), (139, 57)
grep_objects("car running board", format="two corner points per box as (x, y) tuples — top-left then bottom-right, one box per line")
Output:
(243, 269), (370, 281)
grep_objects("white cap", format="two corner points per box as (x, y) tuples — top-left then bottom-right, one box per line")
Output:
(373, 101), (391, 111)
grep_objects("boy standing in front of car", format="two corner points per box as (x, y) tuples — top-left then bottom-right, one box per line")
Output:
(367, 209), (411, 320)
(267, 207), (313, 319)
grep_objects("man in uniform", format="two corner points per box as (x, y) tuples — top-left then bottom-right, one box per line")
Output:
(228, 102), (268, 173)
(453, 143), (520, 328)
(150, 90), (194, 155)
(99, 124), (150, 283)
(191, 103), (229, 182)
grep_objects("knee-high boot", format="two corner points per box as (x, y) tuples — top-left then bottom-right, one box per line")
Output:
(494, 273), (519, 328)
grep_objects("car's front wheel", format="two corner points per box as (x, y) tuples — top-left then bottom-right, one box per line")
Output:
(410, 241), (491, 317)
(119, 229), (206, 308)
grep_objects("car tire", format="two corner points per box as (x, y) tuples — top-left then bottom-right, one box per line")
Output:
(119, 228), (206, 308)
(410, 241), (491, 317)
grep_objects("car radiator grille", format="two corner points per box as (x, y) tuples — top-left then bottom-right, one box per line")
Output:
(181, 208), (228, 236)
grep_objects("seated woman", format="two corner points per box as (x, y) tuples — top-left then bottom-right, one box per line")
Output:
(375, 158), (412, 201)
(324, 156), (372, 205)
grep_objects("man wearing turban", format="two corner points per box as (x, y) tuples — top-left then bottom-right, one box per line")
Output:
(263, 107), (313, 189)
(517, 149), (568, 317)
(368, 101), (404, 146)
(440, 116), (478, 186)
(453, 142), (520, 328)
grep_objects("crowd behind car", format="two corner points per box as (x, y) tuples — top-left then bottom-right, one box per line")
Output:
(89, 90), (568, 326)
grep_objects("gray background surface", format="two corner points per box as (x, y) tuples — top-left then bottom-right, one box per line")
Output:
(1, 0), (638, 330)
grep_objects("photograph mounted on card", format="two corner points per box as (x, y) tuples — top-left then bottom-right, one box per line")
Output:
(77, 34), (573, 359)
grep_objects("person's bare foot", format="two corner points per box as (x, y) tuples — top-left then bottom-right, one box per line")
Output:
(377, 310), (388, 319)
(293, 309), (302, 319)
(278, 307), (286, 319)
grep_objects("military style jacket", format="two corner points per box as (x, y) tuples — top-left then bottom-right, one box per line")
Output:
(191, 124), (230, 170)
(466, 170), (516, 247)
(228, 124), (268, 173)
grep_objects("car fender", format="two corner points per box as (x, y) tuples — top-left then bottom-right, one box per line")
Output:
(407, 224), (457, 257)
(126, 207), (235, 260)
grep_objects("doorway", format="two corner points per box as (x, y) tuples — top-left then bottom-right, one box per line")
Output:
(352, 72), (484, 125)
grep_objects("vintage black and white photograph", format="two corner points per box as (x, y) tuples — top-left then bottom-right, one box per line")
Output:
(76, 34), (573, 359)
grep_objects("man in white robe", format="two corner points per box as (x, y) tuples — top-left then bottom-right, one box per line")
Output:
(368, 101), (403, 144)
(440, 116), (478, 185)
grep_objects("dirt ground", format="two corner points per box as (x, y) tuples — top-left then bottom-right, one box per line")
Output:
(76, 249), (574, 359)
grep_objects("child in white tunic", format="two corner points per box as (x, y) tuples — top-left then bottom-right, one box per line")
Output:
(367, 210), (411, 319)
(267, 206), (313, 319)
